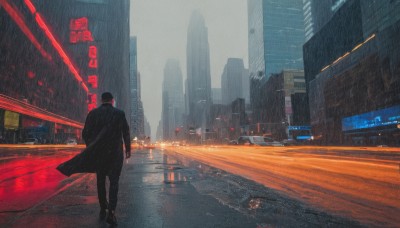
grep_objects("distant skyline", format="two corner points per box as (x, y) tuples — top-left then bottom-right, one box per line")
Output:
(130, 0), (248, 138)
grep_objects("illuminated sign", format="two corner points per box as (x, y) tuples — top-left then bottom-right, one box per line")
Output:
(342, 105), (400, 131)
(88, 93), (97, 112)
(69, 17), (93, 43)
(4, 111), (19, 130)
(88, 45), (98, 68)
(88, 75), (98, 88)
(69, 17), (99, 111)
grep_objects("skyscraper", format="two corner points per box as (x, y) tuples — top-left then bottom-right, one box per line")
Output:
(248, 0), (305, 123)
(303, 0), (348, 42)
(186, 10), (212, 129)
(162, 59), (184, 140)
(221, 58), (245, 105)
(130, 37), (141, 138)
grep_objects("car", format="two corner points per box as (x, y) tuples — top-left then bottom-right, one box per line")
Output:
(237, 136), (267, 146)
(66, 138), (78, 145)
(23, 138), (39, 145)
(263, 137), (284, 146)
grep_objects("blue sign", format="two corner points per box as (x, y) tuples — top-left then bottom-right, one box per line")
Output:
(288, 126), (311, 131)
(342, 105), (400, 132)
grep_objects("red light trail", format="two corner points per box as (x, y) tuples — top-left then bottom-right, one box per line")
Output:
(0, 0), (52, 61)
(0, 94), (83, 129)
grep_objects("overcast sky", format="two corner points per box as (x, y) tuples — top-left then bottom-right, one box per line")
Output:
(130, 0), (248, 138)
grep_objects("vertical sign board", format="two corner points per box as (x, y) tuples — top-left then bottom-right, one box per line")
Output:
(70, 17), (99, 112)
(4, 111), (19, 130)
(285, 96), (293, 115)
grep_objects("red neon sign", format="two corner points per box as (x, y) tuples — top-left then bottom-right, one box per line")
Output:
(87, 93), (97, 112)
(70, 30), (94, 43)
(88, 45), (97, 58)
(88, 75), (98, 88)
(69, 17), (93, 44)
(88, 45), (98, 68)
(70, 17), (88, 31)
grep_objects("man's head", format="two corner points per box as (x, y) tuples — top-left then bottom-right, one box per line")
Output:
(101, 92), (114, 104)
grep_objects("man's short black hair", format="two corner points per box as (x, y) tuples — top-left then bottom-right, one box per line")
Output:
(101, 92), (114, 102)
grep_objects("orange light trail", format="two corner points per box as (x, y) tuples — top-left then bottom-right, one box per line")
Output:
(0, 0), (52, 61)
(0, 94), (83, 129)
(23, 0), (89, 93)
(167, 145), (400, 226)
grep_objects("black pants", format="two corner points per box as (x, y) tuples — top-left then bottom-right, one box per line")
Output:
(96, 169), (120, 211)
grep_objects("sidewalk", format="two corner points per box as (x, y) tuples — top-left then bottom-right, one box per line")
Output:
(9, 148), (258, 228)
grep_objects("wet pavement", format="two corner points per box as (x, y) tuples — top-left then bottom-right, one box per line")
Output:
(1, 147), (363, 227)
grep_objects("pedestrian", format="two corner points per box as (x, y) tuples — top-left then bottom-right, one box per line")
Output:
(57, 92), (131, 226)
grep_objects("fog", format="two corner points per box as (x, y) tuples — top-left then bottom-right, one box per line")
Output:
(130, 0), (248, 138)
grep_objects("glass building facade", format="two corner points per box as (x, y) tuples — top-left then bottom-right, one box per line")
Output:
(305, 0), (400, 145)
(248, 0), (305, 124)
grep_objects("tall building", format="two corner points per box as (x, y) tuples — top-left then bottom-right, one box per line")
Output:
(304, 0), (400, 145)
(248, 0), (305, 124)
(186, 10), (212, 130)
(162, 59), (184, 140)
(211, 88), (222, 105)
(303, 0), (348, 41)
(221, 58), (245, 105)
(0, 0), (130, 143)
(129, 37), (142, 138)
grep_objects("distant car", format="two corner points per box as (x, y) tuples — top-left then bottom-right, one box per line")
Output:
(281, 139), (298, 146)
(66, 138), (78, 145)
(263, 137), (284, 146)
(237, 136), (267, 146)
(23, 138), (39, 145)
(228, 140), (238, 145)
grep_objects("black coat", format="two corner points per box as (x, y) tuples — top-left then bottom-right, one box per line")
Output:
(57, 103), (131, 176)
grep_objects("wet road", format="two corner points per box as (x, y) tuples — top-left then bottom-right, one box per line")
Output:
(167, 145), (400, 227)
(0, 146), (83, 216)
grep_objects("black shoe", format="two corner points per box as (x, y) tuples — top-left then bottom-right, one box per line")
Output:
(99, 208), (107, 219)
(106, 211), (117, 226)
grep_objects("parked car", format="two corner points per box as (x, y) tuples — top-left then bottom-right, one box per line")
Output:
(23, 138), (39, 145)
(237, 136), (267, 146)
(66, 138), (78, 145)
(263, 137), (284, 146)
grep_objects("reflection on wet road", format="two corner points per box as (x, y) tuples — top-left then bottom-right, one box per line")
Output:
(167, 145), (400, 227)
(0, 147), (81, 212)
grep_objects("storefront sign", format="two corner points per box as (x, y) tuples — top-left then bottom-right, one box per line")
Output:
(4, 111), (19, 130)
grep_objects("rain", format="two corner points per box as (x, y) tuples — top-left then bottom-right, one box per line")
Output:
(0, 0), (399, 227)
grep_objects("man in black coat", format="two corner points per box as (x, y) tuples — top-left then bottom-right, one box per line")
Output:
(82, 92), (131, 225)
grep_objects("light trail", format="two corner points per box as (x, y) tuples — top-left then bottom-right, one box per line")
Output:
(167, 145), (400, 227)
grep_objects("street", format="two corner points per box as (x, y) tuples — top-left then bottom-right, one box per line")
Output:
(167, 145), (400, 227)
(0, 145), (398, 227)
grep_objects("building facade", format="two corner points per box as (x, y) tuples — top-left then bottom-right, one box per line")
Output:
(304, 0), (400, 145)
(221, 58), (245, 105)
(248, 0), (305, 124)
(162, 59), (185, 140)
(186, 10), (212, 131)
(130, 37), (144, 139)
(0, 0), (130, 143)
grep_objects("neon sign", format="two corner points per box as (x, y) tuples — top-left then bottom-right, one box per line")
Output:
(69, 17), (94, 43)
(69, 17), (99, 112)
(88, 45), (98, 68)
(88, 75), (98, 88)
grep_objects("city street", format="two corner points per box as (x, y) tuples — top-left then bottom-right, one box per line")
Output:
(167, 145), (400, 227)
(0, 145), (374, 227)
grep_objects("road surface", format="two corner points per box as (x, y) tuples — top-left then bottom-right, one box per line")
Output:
(167, 145), (400, 227)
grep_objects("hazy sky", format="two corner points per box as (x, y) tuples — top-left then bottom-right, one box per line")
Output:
(130, 0), (248, 138)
